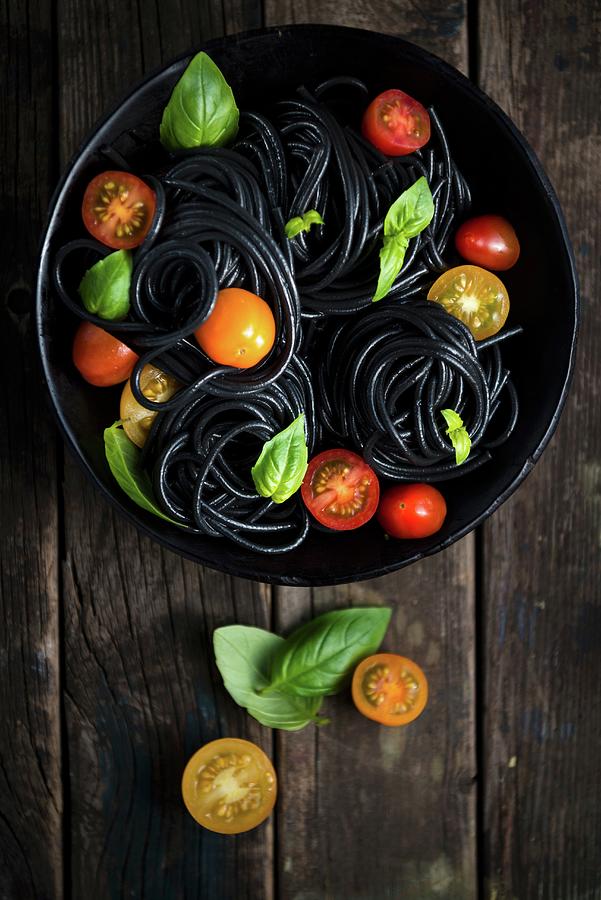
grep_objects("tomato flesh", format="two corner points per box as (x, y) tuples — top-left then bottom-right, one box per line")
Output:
(82, 171), (156, 250)
(377, 483), (447, 539)
(195, 287), (276, 369)
(301, 449), (380, 531)
(427, 264), (509, 340)
(120, 365), (180, 447)
(72, 322), (138, 387)
(455, 215), (520, 271)
(181, 738), (277, 835)
(352, 654), (428, 726)
(362, 89), (430, 156)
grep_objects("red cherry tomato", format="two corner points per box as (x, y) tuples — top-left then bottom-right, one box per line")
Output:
(82, 171), (156, 250)
(301, 449), (380, 531)
(72, 322), (138, 386)
(377, 483), (447, 539)
(362, 89), (431, 156)
(455, 215), (520, 271)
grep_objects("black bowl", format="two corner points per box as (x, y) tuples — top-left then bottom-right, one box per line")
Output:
(36, 24), (578, 586)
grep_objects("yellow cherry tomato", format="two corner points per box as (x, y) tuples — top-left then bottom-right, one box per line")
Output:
(427, 264), (509, 340)
(352, 654), (428, 726)
(119, 364), (180, 447)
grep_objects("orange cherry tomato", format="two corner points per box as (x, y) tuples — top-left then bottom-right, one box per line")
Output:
(362, 89), (431, 156)
(120, 365), (180, 447)
(72, 322), (138, 387)
(82, 171), (156, 250)
(194, 288), (276, 369)
(455, 215), (520, 271)
(182, 738), (277, 835)
(301, 449), (380, 531)
(427, 265), (510, 341)
(352, 654), (428, 726)
(377, 483), (447, 539)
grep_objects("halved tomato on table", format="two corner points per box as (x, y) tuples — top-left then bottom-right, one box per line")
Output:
(352, 653), (428, 726)
(82, 171), (156, 250)
(182, 738), (277, 835)
(362, 89), (431, 156)
(120, 364), (180, 447)
(301, 449), (380, 531)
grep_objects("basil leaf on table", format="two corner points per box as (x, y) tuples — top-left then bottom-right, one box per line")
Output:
(160, 51), (239, 152)
(285, 210), (325, 239)
(373, 176), (434, 302)
(441, 408), (472, 465)
(213, 626), (327, 731)
(78, 250), (132, 320)
(251, 414), (308, 504)
(265, 607), (392, 698)
(104, 422), (176, 522)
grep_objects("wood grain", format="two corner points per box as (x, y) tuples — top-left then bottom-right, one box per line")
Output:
(265, 3), (477, 898)
(57, 2), (273, 897)
(0, 2), (62, 898)
(478, 1), (601, 898)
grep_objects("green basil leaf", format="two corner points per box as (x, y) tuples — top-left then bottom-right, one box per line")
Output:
(285, 209), (325, 239)
(384, 176), (434, 240)
(441, 408), (472, 465)
(78, 250), (132, 320)
(104, 422), (176, 522)
(160, 51), (239, 152)
(266, 607), (392, 697)
(213, 626), (326, 731)
(251, 414), (308, 504)
(372, 235), (409, 302)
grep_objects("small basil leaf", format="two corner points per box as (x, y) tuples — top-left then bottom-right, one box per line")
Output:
(373, 235), (409, 303)
(266, 607), (392, 697)
(285, 209), (324, 239)
(78, 250), (132, 320)
(251, 414), (308, 504)
(160, 51), (239, 152)
(441, 408), (472, 465)
(104, 422), (176, 522)
(213, 626), (325, 731)
(384, 176), (434, 240)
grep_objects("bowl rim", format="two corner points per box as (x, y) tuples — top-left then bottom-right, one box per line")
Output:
(36, 23), (580, 586)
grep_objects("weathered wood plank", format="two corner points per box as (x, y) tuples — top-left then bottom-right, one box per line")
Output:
(479, 2), (601, 898)
(265, 4), (477, 898)
(57, 2), (272, 897)
(0, 2), (62, 898)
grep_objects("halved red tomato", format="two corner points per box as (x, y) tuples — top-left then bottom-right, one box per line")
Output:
(362, 89), (431, 156)
(301, 449), (380, 531)
(82, 171), (156, 249)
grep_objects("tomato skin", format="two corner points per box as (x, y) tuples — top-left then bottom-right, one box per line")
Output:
(72, 322), (138, 387)
(181, 738), (277, 835)
(362, 89), (431, 156)
(82, 171), (156, 250)
(120, 365), (180, 447)
(427, 264), (510, 341)
(195, 288), (276, 369)
(377, 483), (446, 539)
(301, 449), (380, 531)
(352, 653), (428, 726)
(455, 215), (520, 271)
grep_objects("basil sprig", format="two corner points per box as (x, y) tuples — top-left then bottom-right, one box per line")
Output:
(441, 408), (471, 465)
(213, 607), (391, 731)
(104, 422), (176, 522)
(160, 51), (239, 152)
(285, 210), (324, 239)
(251, 414), (308, 504)
(78, 250), (132, 320)
(373, 176), (434, 302)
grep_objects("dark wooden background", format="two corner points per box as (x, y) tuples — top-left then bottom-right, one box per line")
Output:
(1, 0), (600, 898)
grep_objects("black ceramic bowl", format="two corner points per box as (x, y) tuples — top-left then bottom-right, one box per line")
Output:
(36, 24), (578, 586)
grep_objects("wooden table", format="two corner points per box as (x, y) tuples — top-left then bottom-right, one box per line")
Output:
(1, 1), (599, 897)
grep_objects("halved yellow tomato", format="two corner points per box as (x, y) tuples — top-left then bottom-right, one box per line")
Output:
(427, 264), (509, 340)
(352, 654), (428, 726)
(182, 738), (277, 835)
(119, 364), (180, 447)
